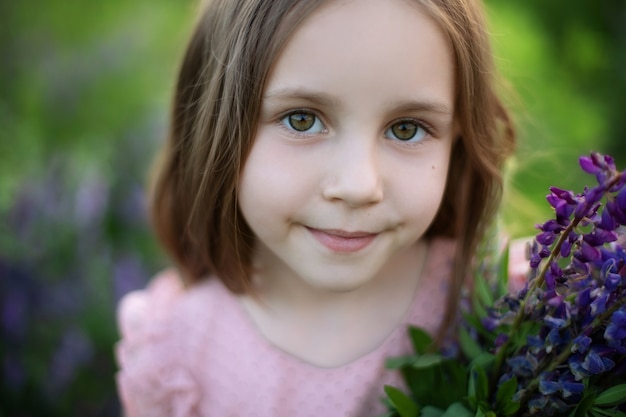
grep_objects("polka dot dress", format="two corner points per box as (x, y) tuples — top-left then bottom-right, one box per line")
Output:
(115, 238), (455, 417)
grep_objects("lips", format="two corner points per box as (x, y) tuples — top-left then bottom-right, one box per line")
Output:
(306, 227), (378, 253)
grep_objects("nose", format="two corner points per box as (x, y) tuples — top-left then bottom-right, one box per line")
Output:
(322, 139), (383, 206)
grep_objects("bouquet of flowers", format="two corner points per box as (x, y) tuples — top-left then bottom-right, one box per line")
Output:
(382, 153), (626, 417)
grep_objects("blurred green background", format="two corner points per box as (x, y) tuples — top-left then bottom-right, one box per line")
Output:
(1, 0), (624, 415)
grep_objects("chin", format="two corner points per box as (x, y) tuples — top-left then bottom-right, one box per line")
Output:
(302, 274), (373, 293)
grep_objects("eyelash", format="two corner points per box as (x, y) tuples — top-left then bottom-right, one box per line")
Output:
(385, 118), (435, 145)
(277, 109), (327, 138)
(276, 110), (436, 143)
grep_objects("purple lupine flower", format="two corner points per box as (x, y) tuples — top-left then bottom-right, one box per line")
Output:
(544, 266), (557, 289)
(607, 200), (626, 224)
(113, 255), (149, 303)
(506, 353), (539, 378)
(570, 335), (592, 354)
(45, 327), (94, 399)
(527, 395), (549, 415)
(557, 373), (585, 398)
(584, 185), (605, 206)
(482, 315), (499, 332)
(584, 229), (618, 246)
(617, 187), (626, 212)
(581, 349), (615, 375)
(605, 310), (626, 353)
(494, 333), (508, 348)
(582, 240), (602, 261)
(560, 238), (573, 257)
(602, 259), (622, 291)
(539, 245), (551, 259)
(530, 253), (542, 268)
(493, 153), (626, 413)
(74, 173), (109, 228)
(539, 373), (560, 395)
(538, 219), (565, 233)
(536, 231), (557, 246)
(572, 257), (590, 275)
(450, 153), (626, 416)
(597, 207), (618, 230)
(590, 289), (609, 316)
(581, 153), (616, 185)
(579, 155), (599, 175)
(569, 354), (590, 380)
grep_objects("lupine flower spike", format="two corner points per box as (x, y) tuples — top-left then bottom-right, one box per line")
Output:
(382, 153), (626, 417)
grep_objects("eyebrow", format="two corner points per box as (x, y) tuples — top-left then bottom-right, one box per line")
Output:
(390, 100), (453, 117)
(263, 88), (453, 116)
(263, 88), (339, 108)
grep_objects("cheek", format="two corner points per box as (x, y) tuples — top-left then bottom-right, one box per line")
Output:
(392, 154), (450, 219)
(237, 134), (314, 230)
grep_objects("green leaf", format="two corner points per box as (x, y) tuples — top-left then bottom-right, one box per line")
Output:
(568, 392), (597, 417)
(386, 355), (420, 369)
(408, 327), (433, 355)
(469, 352), (495, 370)
(441, 402), (473, 417)
(459, 326), (483, 360)
(412, 354), (445, 369)
(462, 312), (497, 342)
(589, 407), (624, 417)
(384, 385), (419, 417)
(593, 384), (626, 406)
(470, 294), (488, 320)
(475, 273), (495, 308)
(495, 377), (520, 416)
(468, 365), (489, 402)
(420, 406), (444, 417)
(589, 407), (622, 417)
(599, 411), (626, 417)
(498, 242), (511, 297)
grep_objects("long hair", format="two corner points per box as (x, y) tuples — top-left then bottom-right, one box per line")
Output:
(150, 0), (515, 339)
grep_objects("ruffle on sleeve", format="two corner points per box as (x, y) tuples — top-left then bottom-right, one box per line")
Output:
(115, 269), (201, 417)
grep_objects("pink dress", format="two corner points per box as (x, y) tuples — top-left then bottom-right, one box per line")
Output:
(115, 238), (455, 417)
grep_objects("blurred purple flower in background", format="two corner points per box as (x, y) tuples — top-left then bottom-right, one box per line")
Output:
(1, 149), (157, 416)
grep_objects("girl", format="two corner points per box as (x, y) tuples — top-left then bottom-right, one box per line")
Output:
(115, 0), (516, 416)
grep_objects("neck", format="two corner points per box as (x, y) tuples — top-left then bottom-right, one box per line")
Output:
(239, 239), (430, 367)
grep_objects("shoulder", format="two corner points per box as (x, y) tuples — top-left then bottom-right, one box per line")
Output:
(117, 269), (185, 341)
(117, 268), (226, 340)
(115, 269), (224, 417)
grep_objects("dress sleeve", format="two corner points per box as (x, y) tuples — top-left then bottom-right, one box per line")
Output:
(115, 269), (201, 417)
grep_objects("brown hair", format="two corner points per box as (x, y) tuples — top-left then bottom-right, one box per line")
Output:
(150, 0), (515, 336)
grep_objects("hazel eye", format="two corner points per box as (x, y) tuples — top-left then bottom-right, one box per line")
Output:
(281, 111), (325, 133)
(385, 120), (427, 143)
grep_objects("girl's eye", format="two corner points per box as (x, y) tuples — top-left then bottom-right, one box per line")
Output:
(281, 111), (325, 133)
(385, 120), (427, 143)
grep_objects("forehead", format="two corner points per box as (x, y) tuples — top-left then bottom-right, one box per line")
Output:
(264, 0), (455, 110)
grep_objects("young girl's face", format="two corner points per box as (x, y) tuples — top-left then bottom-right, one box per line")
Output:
(238, 0), (456, 293)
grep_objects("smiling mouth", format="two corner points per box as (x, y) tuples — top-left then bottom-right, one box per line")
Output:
(306, 227), (378, 253)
